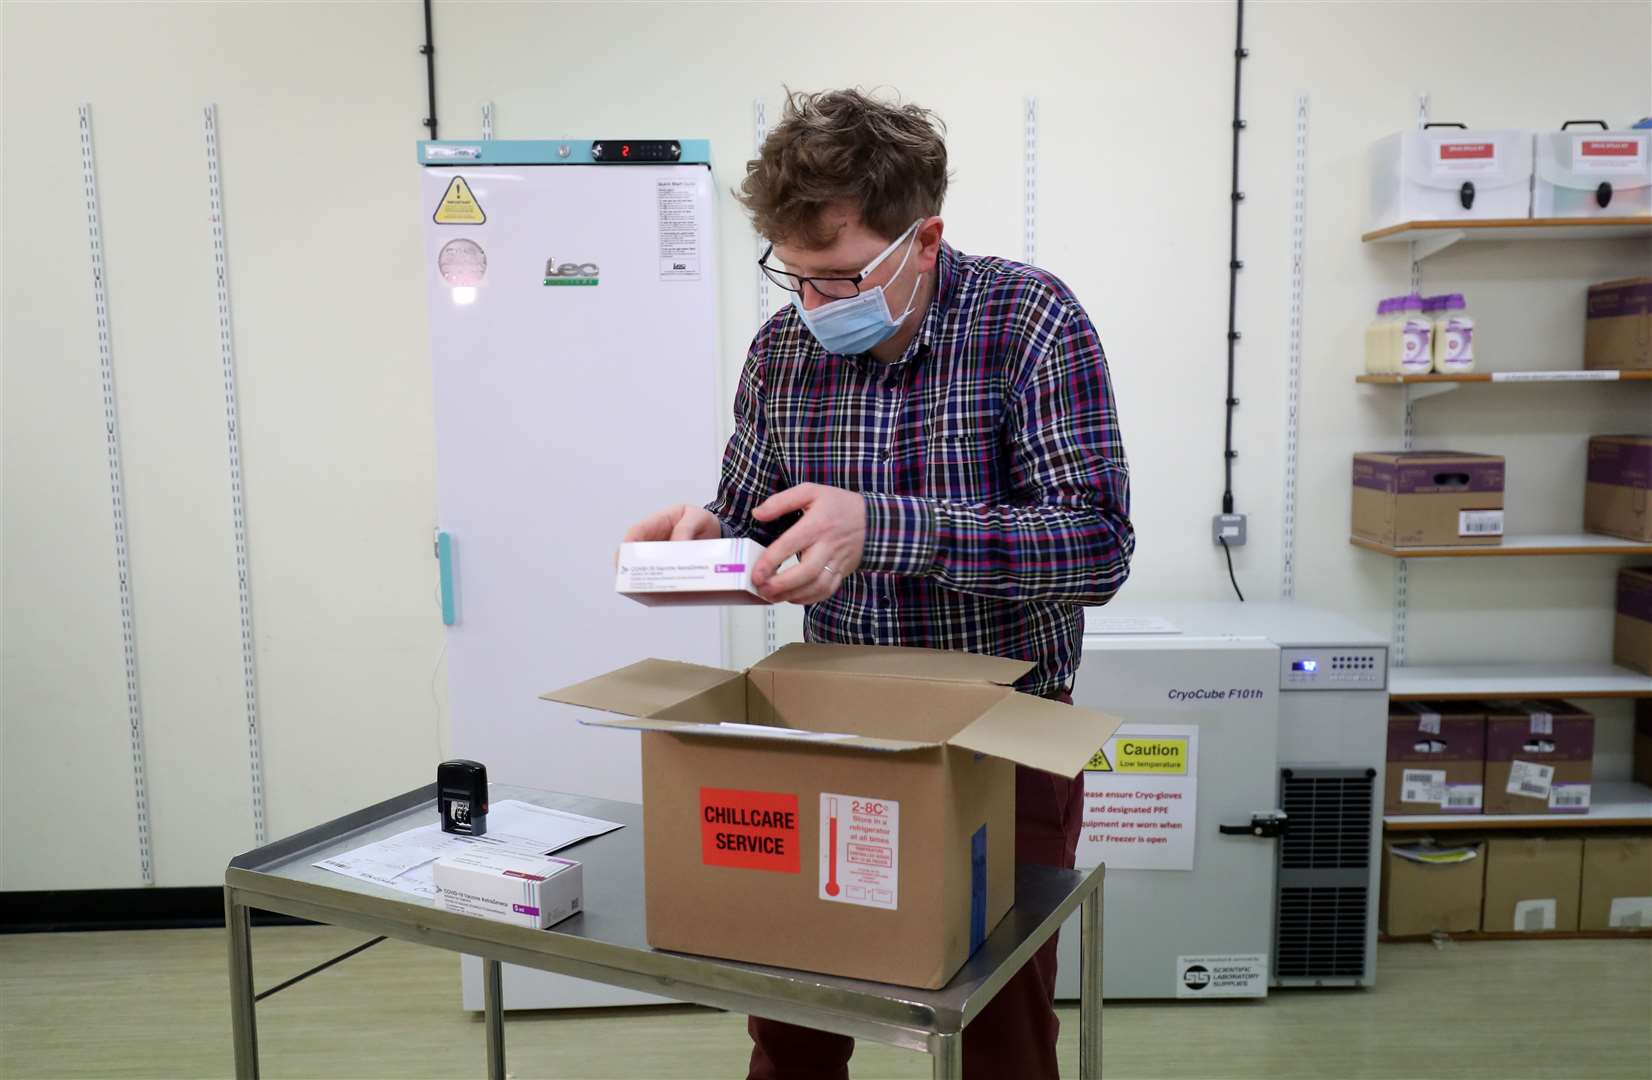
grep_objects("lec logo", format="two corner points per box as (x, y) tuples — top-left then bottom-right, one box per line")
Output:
(545, 258), (600, 279)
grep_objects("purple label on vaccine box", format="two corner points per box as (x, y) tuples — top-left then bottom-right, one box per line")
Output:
(713, 563), (746, 574)
(1588, 439), (1652, 491)
(1619, 572), (1652, 624)
(512, 903), (540, 917)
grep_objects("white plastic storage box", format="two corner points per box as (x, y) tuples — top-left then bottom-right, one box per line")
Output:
(1368, 127), (1533, 231)
(1533, 126), (1651, 218)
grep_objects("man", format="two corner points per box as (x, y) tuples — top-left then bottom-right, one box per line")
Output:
(623, 88), (1133, 1080)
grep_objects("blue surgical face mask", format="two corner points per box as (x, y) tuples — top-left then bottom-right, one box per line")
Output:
(789, 222), (925, 355)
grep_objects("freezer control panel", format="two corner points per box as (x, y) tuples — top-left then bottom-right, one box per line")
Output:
(590, 140), (682, 163)
(1279, 647), (1387, 691)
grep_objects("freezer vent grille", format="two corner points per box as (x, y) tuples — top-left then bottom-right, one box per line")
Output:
(1280, 773), (1372, 870)
(1276, 886), (1369, 978)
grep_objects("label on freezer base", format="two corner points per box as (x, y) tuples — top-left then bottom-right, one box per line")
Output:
(1177, 954), (1267, 998)
(819, 793), (898, 910)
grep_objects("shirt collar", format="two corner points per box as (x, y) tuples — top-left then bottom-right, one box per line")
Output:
(896, 241), (959, 365)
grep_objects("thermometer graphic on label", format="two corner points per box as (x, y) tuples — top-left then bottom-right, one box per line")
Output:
(825, 798), (840, 896)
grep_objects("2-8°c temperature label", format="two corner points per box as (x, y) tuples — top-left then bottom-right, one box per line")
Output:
(819, 793), (899, 910)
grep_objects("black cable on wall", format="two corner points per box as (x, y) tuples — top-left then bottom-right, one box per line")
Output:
(1219, 0), (1248, 601)
(420, 0), (439, 141)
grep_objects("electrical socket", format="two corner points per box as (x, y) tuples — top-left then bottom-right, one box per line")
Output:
(1213, 513), (1247, 547)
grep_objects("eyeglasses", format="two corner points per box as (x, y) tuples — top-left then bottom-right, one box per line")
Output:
(758, 219), (923, 301)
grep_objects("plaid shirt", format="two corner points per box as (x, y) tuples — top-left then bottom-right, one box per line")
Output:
(708, 242), (1133, 696)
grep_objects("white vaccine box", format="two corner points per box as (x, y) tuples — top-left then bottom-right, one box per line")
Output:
(434, 849), (582, 930)
(616, 538), (770, 606)
(1367, 128), (1533, 231)
(1534, 129), (1651, 218)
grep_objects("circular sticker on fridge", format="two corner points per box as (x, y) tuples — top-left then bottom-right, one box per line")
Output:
(438, 239), (487, 286)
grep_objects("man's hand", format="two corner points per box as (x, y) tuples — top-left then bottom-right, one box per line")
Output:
(622, 505), (722, 544)
(751, 484), (866, 605)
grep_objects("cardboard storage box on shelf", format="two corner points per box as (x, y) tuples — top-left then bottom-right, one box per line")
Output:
(1533, 129), (1652, 218)
(1585, 277), (1652, 372)
(1584, 435), (1652, 542)
(1636, 701), (1652, 788)
(434, 849), (583, 930)
(616, 538), (770, 606)
(542, 643), (1123, 988)
(1483, 700), (1594, 815)
(1380, 840), (1484, 936)
(1616, 568), (1652, 675)
(1386, 701), (1486, 815)
(1579, 835), (1652, 931)
(1351, 452), (1505, 549)
(1367, 128), (1533, 232)
(1482, 835), (1583, 932)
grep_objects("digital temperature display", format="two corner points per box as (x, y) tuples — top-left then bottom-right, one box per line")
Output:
(1291, 659), (1318, 673)
(590, 140), (682, 164)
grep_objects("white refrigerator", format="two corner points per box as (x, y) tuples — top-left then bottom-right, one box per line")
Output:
(420, 139), (723, 1010)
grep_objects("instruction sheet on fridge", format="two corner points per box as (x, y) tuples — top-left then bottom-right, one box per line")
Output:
(1078, 723), (1199, 871)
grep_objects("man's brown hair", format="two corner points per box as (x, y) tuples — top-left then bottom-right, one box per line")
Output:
(738, 88), (949, 249)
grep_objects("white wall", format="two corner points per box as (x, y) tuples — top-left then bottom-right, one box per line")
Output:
(4, 1), (1648, 889)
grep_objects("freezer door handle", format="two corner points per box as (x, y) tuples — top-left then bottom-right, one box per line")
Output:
(1219, 811), (1288, 839)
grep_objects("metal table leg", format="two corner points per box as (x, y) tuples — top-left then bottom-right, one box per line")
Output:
(1079, 879), (1103, 1079)
(483, 958), (506, 1080)
(225, 888), (259, 1080)
(929, 1030), (962, 1080)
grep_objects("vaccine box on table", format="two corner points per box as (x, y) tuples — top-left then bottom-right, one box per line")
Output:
(1351, 452), (1505, 548)
(616, 538), (769, 606)
(1367, 128), (1533, 231)
(1482, 700), (1594, 815)
(1584, 435), (1652, 541)
(1585, 277), (1652, 372)
(1386, 700), (1486, 815)
(1533, 129), (1651, 217)
(434, 849), (583, 930)
(542, 643), (1122, 988)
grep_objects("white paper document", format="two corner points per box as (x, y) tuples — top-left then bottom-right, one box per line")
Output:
(315, 800), (623, 899)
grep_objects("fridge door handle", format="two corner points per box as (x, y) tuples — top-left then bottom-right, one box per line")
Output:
(1219, 811), (1289, 838)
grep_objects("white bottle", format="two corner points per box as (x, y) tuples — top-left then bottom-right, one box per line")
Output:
(1397, 294), (1433, 375)
(1433, 293), (1475, 374)
(1365, 298), (1395, 374)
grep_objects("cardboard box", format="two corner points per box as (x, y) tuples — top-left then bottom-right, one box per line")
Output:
(1483, 700), (1594, 815)
(1584, 435), (1652, 542)
(1380, 840), (1484, 936)
(1636, 701), (1652, 789)
(1351, 452), (1505, 548)
(1584, 277), (1652, 372)
(1482, 835), (1583, 932)
(434, 850), (583, 930)
(1616, 568), (1652, 675)
(616, 538), (770, 606)
(542, 643), (1123, 988)
(1386, 701), (1486, 814)
(1579, 835), (1652, 931)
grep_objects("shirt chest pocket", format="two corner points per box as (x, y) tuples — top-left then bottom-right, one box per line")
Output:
(925, 432), (1004, 501)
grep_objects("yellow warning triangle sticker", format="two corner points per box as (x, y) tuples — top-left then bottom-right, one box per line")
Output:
(434, 176), (485, 225)
(1084, 747), (1112, 772)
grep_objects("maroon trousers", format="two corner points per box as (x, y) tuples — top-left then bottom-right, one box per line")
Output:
(748, 693), (1086, 1080)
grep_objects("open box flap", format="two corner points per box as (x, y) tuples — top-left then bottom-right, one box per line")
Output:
(753, 642), (1036, 686)
(540, 658), (741, 719)
(948, 692), (1125, 776)
(574, 712), (940, 754)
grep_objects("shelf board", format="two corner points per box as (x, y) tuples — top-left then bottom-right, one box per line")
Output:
(1381, 929), (1652, 943)
(1356, 371), (1652, 385)
(1389, 661), (1652, 701)
(1383, 781), (1652, 831)
(1351, 533), (1652, 559)
(1362, 216), (1652, 245)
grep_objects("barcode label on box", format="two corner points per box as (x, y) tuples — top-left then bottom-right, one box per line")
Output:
(1528, 711), (1553, 736)
(1401, 769), (1447, 806)
(1506, 760), (1554, 800)
(1458, 510), (1504, 537)
(1417, 712), (1442, 735)
(1444, 784), (1483, 811)
(1548, 784), (1590, 811)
